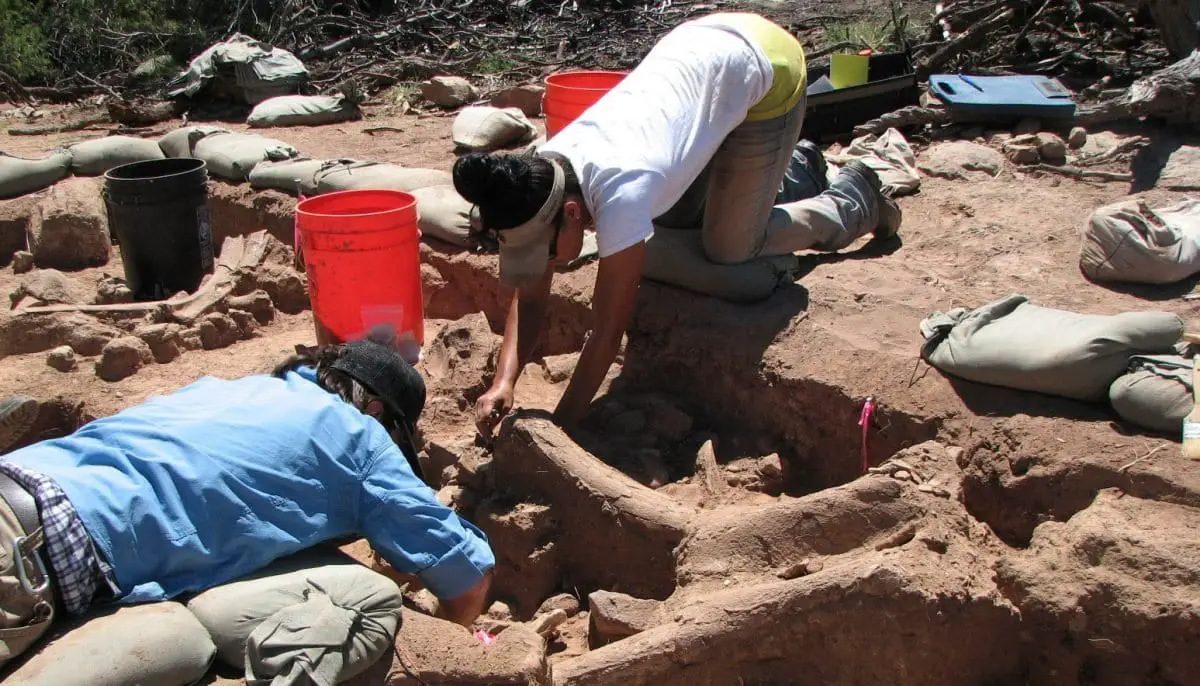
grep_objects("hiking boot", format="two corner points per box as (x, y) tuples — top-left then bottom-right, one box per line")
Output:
(832, 160), (902, 240)
(794, 140), (829, 193)
(0, 396), (38, 454)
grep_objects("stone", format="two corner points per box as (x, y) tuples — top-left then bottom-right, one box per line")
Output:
(1014, 117), (1041, 135)
(436, 484), (465, 509)
(421, 76), (477, 108)
(476, 499), (560, 619)
(226, 289), (275, 324)
(95, 274), (133, 304)
(985, 131), (1012, 146)
(537, 593), (581, 618)
(198, 312), (240, 350)
(134, 322), (184, 363)
(756, 453), (786, 495)
(227, 309), (258, 338)
(608, 409), (647, 433)
(10, 269), (81, 307)
(918, 141), (1006, 180)
(1004, 139), (1041, 165)
(1035, 132), (1068, 162)
(491, 84), (545, 118)
(27, 178), (111, 270)
(96, 336), (153, 381)
(12, 251), (34, 274)
(541, 353), (579, 384)
(529, 608), (568, 637)
(587, 590), (664, 642)
(46, 345), (76, 372)
(1067, 126), (1088, 149)
(1160, 145), (1200, 189)
(178, 327), (204, 351)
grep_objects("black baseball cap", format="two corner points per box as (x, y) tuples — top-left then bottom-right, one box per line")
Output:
(330, 339), (426, 477)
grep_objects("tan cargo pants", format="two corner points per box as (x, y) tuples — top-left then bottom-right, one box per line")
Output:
(0, 497), (55, 670)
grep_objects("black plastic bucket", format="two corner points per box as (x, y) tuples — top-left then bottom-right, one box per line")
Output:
(103, 157), (215, 301)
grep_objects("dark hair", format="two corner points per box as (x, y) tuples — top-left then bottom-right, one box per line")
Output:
(452, 150), (582, 233)
(272, 343), (426, 480)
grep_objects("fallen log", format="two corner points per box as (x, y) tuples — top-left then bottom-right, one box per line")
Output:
(492, 413), (696, 600)
(1074, 49), (1200, 126)
(7, 114), (109, 136)
(106, 99), (185, 127)
(18, 231), (273, 325)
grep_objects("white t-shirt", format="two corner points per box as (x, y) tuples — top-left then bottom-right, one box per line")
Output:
(538, 18), (774, 258)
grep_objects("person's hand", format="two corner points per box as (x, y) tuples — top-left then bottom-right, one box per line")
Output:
(474, 385), (514, 439)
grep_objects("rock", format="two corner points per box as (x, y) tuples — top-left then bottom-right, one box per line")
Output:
(756, 453), (786, 495)
(587, 590), (664, 644)
(537, 593), (581, 618)
(227, 309), (258, 338)
(46, 345), (77, 372)
(491, 84), (545, 118)
(918, 142), (1006, 180)
(134, 322), (184, 363)
(436, 484), (465, 509)
(96, 336), (153, 381)
(529, 608), (568, 637)
(178, 327), (203, 351)
(776, 557), (824, 580)
(1014, 117), (1041, 135)
(0, 311), (121, 357)
(541, 353), (579, 383)
(647, 399), (693, 442)
(95, 274), (133, 304)
(1160, 145), (1200, 189)
(407, 589), (439, 616)
(27, 178), (111, 270)
(10, 269), (82, 307)
(198, 312), (240, 349)
(1067, 126), (1088, 149)
(421, 76), (477, 108)
(227, 289), (276, 324)
(0, 197), (31, 266)
(1004, 142), (1041, 165)
(985, 131), (1011, 146)
(1035, 132), (1068, 162)
(476, 499), (560, 620)
(609, 409), (646, 433)
(12, 251), (34, 274)
(249, 236), (308, 314)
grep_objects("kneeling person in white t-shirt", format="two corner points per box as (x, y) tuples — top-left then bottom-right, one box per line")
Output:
(453, 11), (901, 436)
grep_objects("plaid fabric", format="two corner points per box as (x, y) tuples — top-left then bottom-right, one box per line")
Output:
(0, 460), (114, 616)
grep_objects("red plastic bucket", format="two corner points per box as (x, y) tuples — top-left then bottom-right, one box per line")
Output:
(295, 189), (425, 357)
(543, 70), (628, 138)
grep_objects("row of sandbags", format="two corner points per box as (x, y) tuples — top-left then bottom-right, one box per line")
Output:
(920, 294), (1193, 434)
(0, 135), (168, 199)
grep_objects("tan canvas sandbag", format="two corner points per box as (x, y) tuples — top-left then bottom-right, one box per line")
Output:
(0, 497), (55, 671)
(1080, 198), (1200, 284)
(314, 161), (451, 194)
(186, 551), (402, 685)
(158, 125), (230, 158)
(452, 106), (537, 151)
(920, 294), (1184, 401)
(68, 136), (165, 176)
(248, 158), (353, 195)
(193, 132), (301, 181)
(410, 184), (477, 247)
(1109, 354), (1193, 433)
(247, 94), (361, 128)
(642, 227), (801, 303)
(0, 151), (72, 200)
(4, 602), (216, 685)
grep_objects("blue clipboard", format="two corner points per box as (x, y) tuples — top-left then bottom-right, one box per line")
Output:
(929, 74), (1076, 119)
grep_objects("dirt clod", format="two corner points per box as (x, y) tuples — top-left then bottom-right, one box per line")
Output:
(11, 268), (83, 306)
(96, 336), (152, 381)
(95, 274), (133, 304)
(134, 323), (185, 363)
(227, 290), (275, 324)
(28, 178), (111, 270)
(198, 312), (240, 349)
(45, 345), (77, 372)
(12, 251), (34, 274)
(0, 311), (121, 357)
(537, 594), (581, 618)
(476, 499), (560, 620)
(587, 591), (664, 644)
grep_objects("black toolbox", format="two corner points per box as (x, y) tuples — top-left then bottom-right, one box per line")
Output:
(800, 51), (920, 142)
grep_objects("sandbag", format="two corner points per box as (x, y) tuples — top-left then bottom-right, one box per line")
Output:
(1109, 354), (1194, 433)
(314, 161), (451, 194)
(920, 294), (1184, 401)
(67, 136), (165, 176)
(1079, 198), (1200, 284)
(452, 106), (537, 152)
(186, 552), (402, 684)
(4, 602), (216, 686)
(193, 132), (301, 181)
(158, 125), (230, 158)
(0, 151), (72, 199)
(825, 127), (921, 197)
(410, 184), (477, 247)
(247, 94), (361, 128)
(643, 227), (801, 303)
(248, 158), (354, 195)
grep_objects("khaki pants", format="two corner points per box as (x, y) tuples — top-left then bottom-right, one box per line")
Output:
(656, 94), (880, 262)
(0, 497), (54, 670)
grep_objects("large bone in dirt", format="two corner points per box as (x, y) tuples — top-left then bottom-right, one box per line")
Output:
(17, 231), (273, 325)
(341, 611), (550, 686)
(492, 413), (696, 600)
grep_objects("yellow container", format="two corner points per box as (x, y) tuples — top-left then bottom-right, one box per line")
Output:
(830, 54), (870, 89)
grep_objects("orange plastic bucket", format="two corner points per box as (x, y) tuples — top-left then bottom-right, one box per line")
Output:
(295, 189), (425, 358)
(543, 70), (628, 138)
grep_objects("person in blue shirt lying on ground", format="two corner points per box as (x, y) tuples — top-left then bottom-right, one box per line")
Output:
(0, 339), (495, 682)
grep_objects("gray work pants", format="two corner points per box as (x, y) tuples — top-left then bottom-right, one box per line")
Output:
(655, 94), (879, 262)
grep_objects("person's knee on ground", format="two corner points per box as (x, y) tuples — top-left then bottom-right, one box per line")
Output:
(186, 556), (404, 684)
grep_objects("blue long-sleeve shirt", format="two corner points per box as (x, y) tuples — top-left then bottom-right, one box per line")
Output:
(2, 368), (494, 603)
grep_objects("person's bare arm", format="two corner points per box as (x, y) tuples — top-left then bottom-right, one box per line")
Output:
(476, 267), (554, 436)
(435, 571), (493, 627)
(553, 242), (646, 429)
